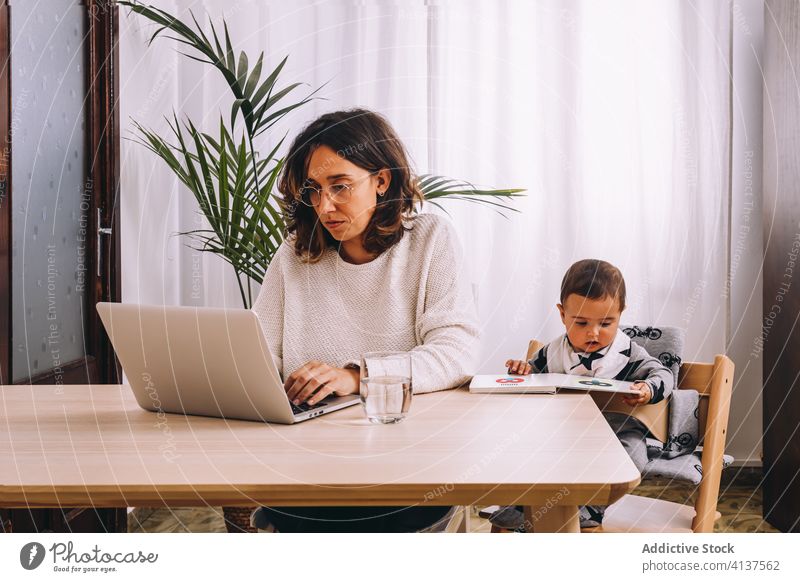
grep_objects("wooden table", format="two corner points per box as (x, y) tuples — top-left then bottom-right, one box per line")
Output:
(0, 385), (640, 532)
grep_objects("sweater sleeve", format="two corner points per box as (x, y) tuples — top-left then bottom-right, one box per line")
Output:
(617, 341), (675, 404)
(526, 345), (549, 373)
(251, 245), (286, 377)
(410, 220), (481, 393)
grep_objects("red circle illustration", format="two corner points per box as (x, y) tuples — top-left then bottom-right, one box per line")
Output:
(496, 377), (524, 384)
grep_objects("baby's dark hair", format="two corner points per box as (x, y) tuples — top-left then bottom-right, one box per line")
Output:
(560, 259), (626, 311)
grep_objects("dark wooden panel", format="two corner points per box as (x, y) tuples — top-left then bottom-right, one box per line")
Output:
(87, 0), (122, 384)
(762, 0), (800, 533)
(0, 0), (11, 386)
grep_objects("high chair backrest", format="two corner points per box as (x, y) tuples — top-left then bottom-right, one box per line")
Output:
(525, 339), (735, 533)
(525, 340), (545, 360)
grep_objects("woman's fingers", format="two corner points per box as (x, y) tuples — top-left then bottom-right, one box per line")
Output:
(288, 376), (321, 403)
(284, 368), (308, 401)
(285, 363), (360, 404)
(306, 378), (337, 405)
(284, 361), (311, 393)
(294, 368), (337, 404)
(285, 361), (327, 402)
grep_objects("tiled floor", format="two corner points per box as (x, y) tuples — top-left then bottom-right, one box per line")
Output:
(129, 507), (228, 533)
(129, 472), (779, 533)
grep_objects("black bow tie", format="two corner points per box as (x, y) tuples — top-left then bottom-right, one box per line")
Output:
(573, 350), (605, 371)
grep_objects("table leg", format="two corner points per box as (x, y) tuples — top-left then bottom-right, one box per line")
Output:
(523, 504), (580, 533)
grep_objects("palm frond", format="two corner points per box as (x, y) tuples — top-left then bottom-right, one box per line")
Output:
(121, 1), (321, 140)
(130, 114), (283, 300)
(417, 174), (525, 217)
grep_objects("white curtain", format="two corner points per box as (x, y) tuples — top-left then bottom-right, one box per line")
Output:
(425, 0), (731, 367)
(120, 0), (731, 369)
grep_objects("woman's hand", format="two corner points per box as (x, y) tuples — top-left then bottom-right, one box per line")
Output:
(623, 381), (652, 406)
(284, 361), (360, 405)
(505, 359), (532, 375)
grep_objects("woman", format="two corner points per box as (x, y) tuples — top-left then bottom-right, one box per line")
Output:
(251, 108), (480, 532)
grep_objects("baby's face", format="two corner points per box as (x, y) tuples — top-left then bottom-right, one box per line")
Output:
(557, 294), (622, 353)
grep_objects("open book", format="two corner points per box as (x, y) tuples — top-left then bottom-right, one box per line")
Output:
(469, 373), (635, 394)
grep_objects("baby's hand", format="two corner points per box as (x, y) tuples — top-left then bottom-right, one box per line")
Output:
(623, 381), (651, 406)
(505, 359), (532, 375)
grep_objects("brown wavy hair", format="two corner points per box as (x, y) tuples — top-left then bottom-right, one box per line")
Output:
(279, 109), (424, 262)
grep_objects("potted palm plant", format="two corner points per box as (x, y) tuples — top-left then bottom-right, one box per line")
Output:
(120, 1), (524, 531)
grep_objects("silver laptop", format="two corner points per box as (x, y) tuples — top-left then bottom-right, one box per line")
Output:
(96, 302), (360, 424)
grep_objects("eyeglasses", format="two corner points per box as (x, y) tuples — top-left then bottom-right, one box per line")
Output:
(297, 183), (353, 207)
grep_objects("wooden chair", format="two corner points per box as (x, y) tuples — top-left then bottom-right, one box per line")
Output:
(485, 339), (735, 533)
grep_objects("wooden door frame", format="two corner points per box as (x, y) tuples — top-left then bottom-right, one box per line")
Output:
(0, 0), (11, 386)
(86, 0), (122, 385)
(0, 0), (121, 386)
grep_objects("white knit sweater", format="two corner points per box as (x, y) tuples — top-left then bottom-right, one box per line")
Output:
(251, 213), (480, 393)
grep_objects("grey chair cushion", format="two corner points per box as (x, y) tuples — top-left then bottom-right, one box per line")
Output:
(624, 326), (736, 481)
(643, 442), (735, 485)
(620, 324), (685, 382)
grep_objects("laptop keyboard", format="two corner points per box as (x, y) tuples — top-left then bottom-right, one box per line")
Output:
(291, 400), (326, 415)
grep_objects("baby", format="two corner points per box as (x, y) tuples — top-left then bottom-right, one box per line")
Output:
(495, 258), (675, 529)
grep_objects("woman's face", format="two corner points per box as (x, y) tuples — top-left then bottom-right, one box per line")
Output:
(305, 145), (391, 246)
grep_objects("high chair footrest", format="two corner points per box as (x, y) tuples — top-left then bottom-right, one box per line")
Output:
(600, 494), (695, 533)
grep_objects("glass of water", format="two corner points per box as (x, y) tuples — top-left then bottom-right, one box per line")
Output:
(359, 351), (412, 424)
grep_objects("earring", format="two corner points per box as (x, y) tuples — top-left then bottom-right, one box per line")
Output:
(378, 190), (385, 197)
